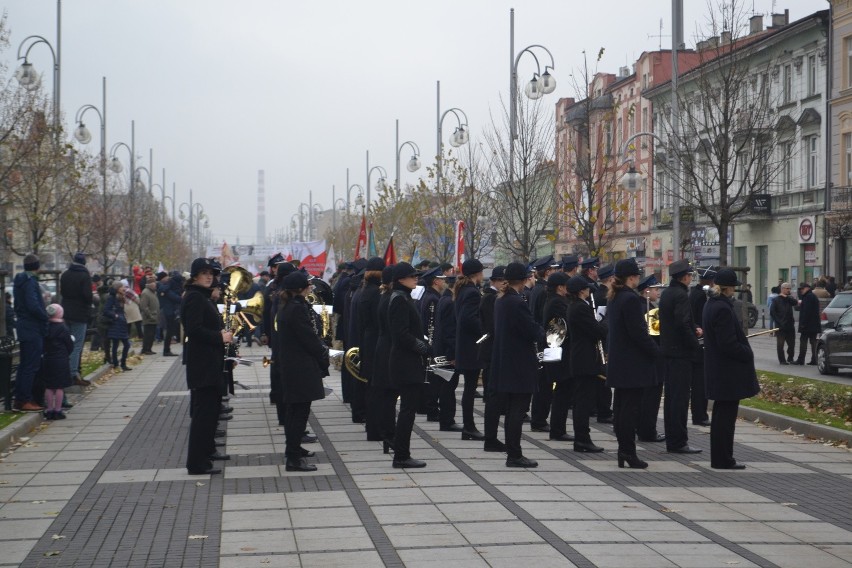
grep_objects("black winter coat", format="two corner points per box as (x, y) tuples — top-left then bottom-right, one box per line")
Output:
(491, 288), (545, 394)
(770, 294), (797, 331)
(59, 263), (93, 324)
(332, 273), (351, 340)
(798, 290), (821, 334)
(702, 293), (759, 401)
(358, 279), (382, 380)
(567, 296), (607, 378)
(689, 284), (708, 327)
(454, 283), (483, 370)
(43, 321), (73, 389)
(477, 287), (498, 368)
(13, 271), (48, 341)
(606, 287), (661, 389)
(347, 287), (364, 349)
(372, 290), (393, 390)
(529, 279), (547, 325)
(435, 290), (456, 360)
(261, 280), (279, 338)
(103, 291), (129, 340)
(542, 293), (570, 382)
(419, 286), (441, 348)
(659, 280), (701, 359)
(158, 279), (183, 319)
(276, 295), (329, 403)
(181, 284), (225, 390)
(388, 284), (427, 387)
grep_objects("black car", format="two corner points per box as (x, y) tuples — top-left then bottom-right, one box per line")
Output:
(816, 306), (852, 375)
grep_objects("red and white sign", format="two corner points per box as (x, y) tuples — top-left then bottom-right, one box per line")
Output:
(290, 240), (328, 277)
(798, 216), (816, 244)
(453, 220), (465, 273)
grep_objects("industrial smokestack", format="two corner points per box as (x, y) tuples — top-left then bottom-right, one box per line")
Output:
(257, 170), (266, 245)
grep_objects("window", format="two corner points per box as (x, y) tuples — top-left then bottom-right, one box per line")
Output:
(808, 54), (818, 96)
(846, 133), (852, 186)
(783, 64), (793, 103)
(846, 37), (852, 89)
(782, 141), (793, 192)
(760, 73), (770, 106)
(807, 136), (819, 188)
(604, 123), (612, 156)
(642, 107), (648, 132)
(642, 73), (649, 89)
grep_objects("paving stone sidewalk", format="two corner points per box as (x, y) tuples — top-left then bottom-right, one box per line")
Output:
(0, 344), (851, 567)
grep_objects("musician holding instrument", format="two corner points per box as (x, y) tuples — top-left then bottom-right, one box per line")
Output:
(435, 275), (460, 432)
(388, 262), (430, 468)
(359, 257), (387, 442)
(276, 271), (329, 472)
(529, 256), (561, 434)
(373, 266), (398, 452)
(479, 266), (507, 452)
(659, 259), (703, 455)
(606, 259), (661, 469)
(453, 258), (487, 441)
(182, 258), (232, 475)
(690, 267), (716, 425)
(566, 275), (607, 453)
(542, 271), (573, 443)
(346, 266), (367, 423)
(492, 262), (546, 468)
(702, 269), (760, 470)
(418, 266), (447, 422)
(637, 275), (666, 443)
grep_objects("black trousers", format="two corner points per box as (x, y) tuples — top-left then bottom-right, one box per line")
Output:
(365, 382), (383, 440)
(663, 358), (692, 450)
(376, 387), (398, 441)
(110, 338), (130, 367)
(142, 324), (157, 353)
(420, 372), (440, 417)
(393, 383), (422, 461)
(572, 376), (598, 443)
(340, 362), (353, 404)
(483, 369), (505, 442)
(613, 387), (643, 455)
(691, 360), (709, 424)
(596, 381), (613, 419)
(458, 369), (480, 429)
(501, 392), (533, 459)
(163, 318), (179, 354)
(710, 399), (739, 468)
(797, 333), (818, 363)
(530, 368), (553, 428)
(638, 382), (663, 440)
(350, 375), (367, 422)
(776, 328), (795, 363)
(187, 385), (220, 472)
(283, 401), (311, 459)
(439, 372), (460, 428)
(549, 379), (573, 438)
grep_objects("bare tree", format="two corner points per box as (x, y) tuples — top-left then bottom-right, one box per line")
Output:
(484, 91), (556, 262)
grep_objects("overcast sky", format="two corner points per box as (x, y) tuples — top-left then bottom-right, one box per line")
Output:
(0, 0), (828, 247)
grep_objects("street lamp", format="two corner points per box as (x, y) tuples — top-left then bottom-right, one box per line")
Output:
(509, 8), (556, 180)
(108, 120), (137, 194)
(345, 168), (365, 213)
(394, 119), (421, 198)
(73, 77), (108, 196)
(15, 0), (62, 137)
(436, 80), (470, 193)
(134, 166), (151, 194)
(365, 151), (387, 212)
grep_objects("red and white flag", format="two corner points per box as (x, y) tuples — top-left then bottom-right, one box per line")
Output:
(291, 240), (327, 277)
(453, 220), (465, 273)
(383, 234), (397, 266)
(355, 215), (367, 260)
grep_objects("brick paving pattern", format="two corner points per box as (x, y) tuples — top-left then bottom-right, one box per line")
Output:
(0, 343), (850, 567)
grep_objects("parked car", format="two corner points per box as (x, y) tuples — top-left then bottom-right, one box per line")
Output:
(816, 306), (852, 375)
(820, 291), (852, 330)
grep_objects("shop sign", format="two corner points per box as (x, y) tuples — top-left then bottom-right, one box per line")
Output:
(804, 244), (817, 266)
(798, 216), (816, 244)
(750, 193), (771, 214)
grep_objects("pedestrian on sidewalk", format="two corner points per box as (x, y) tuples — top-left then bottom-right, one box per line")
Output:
(182, 258), (231, 475)
(13, 253), (48, 412)
(42, 304), (73, 420)
(702, 269), (759, 470)
(770, 283), (797, 365)
(104, 281), (132, 372)
(59, 252), (92, 386)
(139, 276), (159, 355)
(159, 272), (183, 356)
(121, 279), (143, 339)
(796, 282), (820, 365)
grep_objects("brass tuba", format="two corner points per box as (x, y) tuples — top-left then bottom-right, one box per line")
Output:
(646, 307), (661, 336)
(344, 347), (367, 383)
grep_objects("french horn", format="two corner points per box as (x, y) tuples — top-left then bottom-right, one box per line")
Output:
(344, 347), (367, 383)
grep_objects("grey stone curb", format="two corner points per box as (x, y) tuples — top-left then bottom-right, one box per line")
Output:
(737, 404), (852, 445)
(0, 363), (112, 453)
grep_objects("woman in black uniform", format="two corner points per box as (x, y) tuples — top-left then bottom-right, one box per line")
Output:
(542, 271), (573, 443)
(182, 258), (232, 475)
(373, 265), (398, 452)
(453, 258), (485, 440)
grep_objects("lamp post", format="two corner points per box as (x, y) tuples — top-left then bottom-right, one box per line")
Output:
(73, 77), (108, 196)
(509, 8), (556, 180)
(436, 81), (470, 193)
(365, 151), (387, 212)
(15, 0), (61, 138)
(108, 120), (136, 194)
(395, 119), (421, 198)
(178, 189), (197, 253)
(332, 198), (347, 231)
(161, 182), (176, 224)
(345, 168), (365, 213)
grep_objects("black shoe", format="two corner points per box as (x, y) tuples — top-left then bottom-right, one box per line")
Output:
(215, 429), (226, 437)
(209, 452), (231, 461)
(693, 420), (711, 427)
(549, 433), (575, 442)
(352, 417), (366, 424)
(54, 411), (67, 420)
(668, 445), (702, 454)
(61, 400), (74, 409)
(787, 358), (795, 364)
(218, 414), (233, 421)
(187, 467), (221, 475)
(483, 440), (506, 452)
(712, 463), (746, 470)
(617, 452), (648, 469)
(121, 366), (133, 371)
(426, 415), (440, 422)
(506, 456), (538, 468)
(163, 352), (177, 357)
(638, 433), (666, 443)
(793, 360), (804, 365)
(285, 458), (317, 472)
(383, 439), (395, 454)
(473, 390), (483, 399)
(574, 441), (605, 453)
(807, 360), (817, 366)
(522, 413), (531, 423)
(461, 428), (485, 441)
(299, 447), (315, 458)
(302, 433), (318, 444)
(220, 405), (234, 413)
(393, 457), (426, 468)
(596, 416), (614, 424)
(366, 435), (384, 442)
(779, 361), (789, 365)
(214, 441), (225, 447)
(440, 424), (464, 432)
(530, 422), (550, 432)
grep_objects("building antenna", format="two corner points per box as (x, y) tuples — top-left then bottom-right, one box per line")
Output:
(648, 17), (669, 51)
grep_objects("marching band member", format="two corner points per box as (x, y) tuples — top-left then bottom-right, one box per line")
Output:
(529, 256), (560, 434)
(690, 267), (716, 425)
(606, 258), (661, 469)
(435, 275), (460, 432)
(373, 266), (398, 451)
(419, 266), (447, 422)
(492, 262), (545, 468)
(344, 261), (367, 423)
(359, 257), (386, 441)
(388, 262), (430, 468)
(480, 266), (507, 452)
(566, 275), (607, 452)
(659, 259), (703, 455)
(453, 258), (486, 441)
(276, 271), (329, 472)
(703, 269), (759, 470)
(637, 275), (666, 443)
(542, 271), (573, 443)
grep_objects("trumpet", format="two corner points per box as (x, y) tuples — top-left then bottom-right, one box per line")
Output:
(262, 355), (274, 368)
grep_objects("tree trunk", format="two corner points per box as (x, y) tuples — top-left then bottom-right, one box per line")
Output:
(718, 218), (729, 267)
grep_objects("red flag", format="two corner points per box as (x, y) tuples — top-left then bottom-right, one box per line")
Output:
(453, 220), (465, 273)
(355, 214), (367, 259)
(383, 234), (397, 265)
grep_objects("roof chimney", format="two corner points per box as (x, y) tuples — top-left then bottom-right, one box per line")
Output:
(770, 10), (789, 28)
(749, 14), (763, 34)
(618, 66), (630, 78)
(721, 30), (732, 45)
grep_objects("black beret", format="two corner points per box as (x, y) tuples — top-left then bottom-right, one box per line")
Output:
(490, 265), (506, 280)
(461, 258), (484, 276)
(190, 257), (220, 278)
(547, 271), (569, 288)
(561, 254), (579, 271)
(714, 269), (741, 287)
(392, 262), (418, 280)
(668, 259), (692, 278)
(567, 275), (591, 293)
(504, 262), (529, 281)
(281, 271), (309, 290)
(615, 258), (640, 277)
(366, 256), (386, 271)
